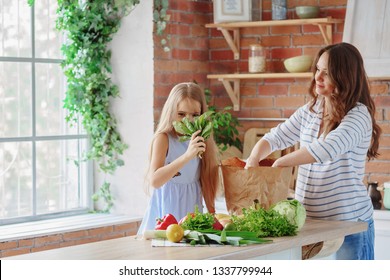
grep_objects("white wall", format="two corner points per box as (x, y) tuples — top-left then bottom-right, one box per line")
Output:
(95, 1), (153, 219)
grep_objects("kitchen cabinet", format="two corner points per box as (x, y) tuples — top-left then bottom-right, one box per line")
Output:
(343, 0), (390, 78)
(205, 17), (343, 110)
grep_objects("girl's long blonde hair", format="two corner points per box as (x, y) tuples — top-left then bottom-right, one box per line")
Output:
(147, 82), (220, 213)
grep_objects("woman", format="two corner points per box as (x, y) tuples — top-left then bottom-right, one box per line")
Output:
(245, 42), (381, 259)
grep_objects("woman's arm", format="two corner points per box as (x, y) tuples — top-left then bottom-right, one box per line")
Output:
(272, 147), (316, 167)
(245, 138), (272, 168)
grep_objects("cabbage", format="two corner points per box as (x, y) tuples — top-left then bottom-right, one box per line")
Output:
(271, 199), (306, 231)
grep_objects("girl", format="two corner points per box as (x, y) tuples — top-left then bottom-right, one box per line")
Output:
(137, 82), (220, 235)
(245, 42), (381, 259)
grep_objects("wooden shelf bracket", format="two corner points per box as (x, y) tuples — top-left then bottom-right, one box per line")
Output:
(317, 23), (333, 45)
(218, 27), (240, 59)
(220, 78), (240, 111)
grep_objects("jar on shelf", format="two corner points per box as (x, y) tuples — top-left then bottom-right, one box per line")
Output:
(248, 44), (266, 73)
(272, 0), (287, 20)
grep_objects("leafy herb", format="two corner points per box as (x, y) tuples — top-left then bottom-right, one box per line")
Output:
(179, 205), (215, 231)
(231, 207), (298, 238)
(172, 111), (214, 158)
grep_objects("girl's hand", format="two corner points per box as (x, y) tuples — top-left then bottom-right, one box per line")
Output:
(185, 130), (206, 159)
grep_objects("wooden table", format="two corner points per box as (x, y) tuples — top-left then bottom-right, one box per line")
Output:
(2, 219), (367, 260)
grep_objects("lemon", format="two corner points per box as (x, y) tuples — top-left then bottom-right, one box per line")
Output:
(166, 224), (184, 243)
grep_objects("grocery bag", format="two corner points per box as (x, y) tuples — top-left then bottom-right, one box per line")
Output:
(220, 157), (292, 214)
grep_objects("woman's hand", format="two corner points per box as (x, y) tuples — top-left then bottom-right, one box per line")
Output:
(185, 130), (206, 159)
(244, 157), (258, 169)
(271, 157), (284, 167)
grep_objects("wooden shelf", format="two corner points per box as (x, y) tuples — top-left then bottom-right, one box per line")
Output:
(206, 17), (344, 59)
(208, 73), (312, 111)
(208, 72), (313, 80)
(206, 17), (343, 111)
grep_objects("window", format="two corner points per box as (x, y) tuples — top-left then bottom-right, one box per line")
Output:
(0, 0), (91, 225)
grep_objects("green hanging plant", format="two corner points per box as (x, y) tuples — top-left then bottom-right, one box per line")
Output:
(153, 0), (171, 52)
(91, 182), (114, 213)
(28, 0), (141, 213)
(55, 0), (140, 174)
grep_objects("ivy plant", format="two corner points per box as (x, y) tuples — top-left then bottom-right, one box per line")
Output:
(55, 0), (139, 174)
(28, 0), (141, 212)
(153, 0), (171, 52)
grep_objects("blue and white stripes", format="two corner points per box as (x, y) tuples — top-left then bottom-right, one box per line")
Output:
(263, 100), (373, 222)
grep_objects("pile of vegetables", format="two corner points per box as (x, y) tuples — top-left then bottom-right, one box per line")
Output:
(144, 199), (307, 246)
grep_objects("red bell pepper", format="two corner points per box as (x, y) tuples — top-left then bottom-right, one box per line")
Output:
(212, 217), (224, 230)
(155, 214), (178, 230)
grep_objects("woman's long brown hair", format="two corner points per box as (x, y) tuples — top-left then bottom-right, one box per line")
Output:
(308, 42), (381, 160)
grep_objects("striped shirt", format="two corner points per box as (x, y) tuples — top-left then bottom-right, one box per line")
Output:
(263, 99), (373, 222)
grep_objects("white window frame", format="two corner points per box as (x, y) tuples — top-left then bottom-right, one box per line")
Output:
(0, 1), (92, 225)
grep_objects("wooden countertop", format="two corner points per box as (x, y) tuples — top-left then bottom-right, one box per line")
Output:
(2, 219), (367, 260)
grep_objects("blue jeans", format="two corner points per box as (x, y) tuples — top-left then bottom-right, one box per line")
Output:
(335, 218), (375, 260)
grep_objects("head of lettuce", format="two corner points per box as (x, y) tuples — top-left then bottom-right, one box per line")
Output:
(271, 199), (307, 231)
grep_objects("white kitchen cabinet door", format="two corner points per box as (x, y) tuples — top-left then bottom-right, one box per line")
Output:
(343, 0), (390, 79)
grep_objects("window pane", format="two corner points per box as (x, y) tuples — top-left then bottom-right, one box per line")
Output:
(0, 0), (31, 57)
(35, 0), (63, 59)
(36, 139), (89, 215)
(35, 62), (78, 136)
(0, 142), (33, 219)
(0, 61), (32, 137)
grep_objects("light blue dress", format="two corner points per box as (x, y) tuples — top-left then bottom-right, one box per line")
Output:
(137, 133), (203, 235)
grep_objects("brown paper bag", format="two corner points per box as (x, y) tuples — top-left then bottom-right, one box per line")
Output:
(221, 158), (292, 214)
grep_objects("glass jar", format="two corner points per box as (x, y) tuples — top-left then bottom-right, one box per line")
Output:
(248, 44), (266, 73)
(272, 0), (287, 20)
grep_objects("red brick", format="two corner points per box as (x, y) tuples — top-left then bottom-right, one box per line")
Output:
(34, 235), (63, 247)
(1, 248), (31, 257)
(0, 240), (18, 251)
(19, 239), (34, 248)
(32, 243), (61, 252)
(370, 83), (389, 95)
(88, 226), (114, 237)
(365, 161), (390, 173)
(113, 222), (137, 232)
(241, 97), (274, 108)
(275, 96), (306, 108)
(63, 230), (89, 241)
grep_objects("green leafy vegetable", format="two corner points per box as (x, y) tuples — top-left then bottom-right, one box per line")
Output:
(172, 111), (214, 158)
(179, 205), (215, 231)
(271, 199), (307, 231)
(231, 207), (298, 238)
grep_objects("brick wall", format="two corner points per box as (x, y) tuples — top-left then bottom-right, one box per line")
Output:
(154, 0), (390, 187)
(0, 221), (140, 258)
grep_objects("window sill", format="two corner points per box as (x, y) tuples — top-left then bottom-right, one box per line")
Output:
(0, 214), (142, 243)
